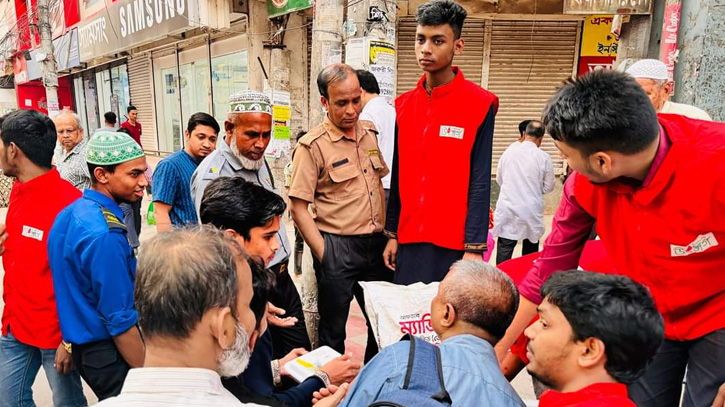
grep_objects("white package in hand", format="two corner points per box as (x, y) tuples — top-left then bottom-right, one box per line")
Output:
(359, 281), (440, 350)
(283, 346), (341, 383)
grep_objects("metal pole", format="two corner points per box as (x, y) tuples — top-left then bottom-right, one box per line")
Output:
(36, 0), (60, 118)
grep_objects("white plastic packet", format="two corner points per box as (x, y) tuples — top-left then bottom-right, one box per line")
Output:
(358, 281), (441, 349)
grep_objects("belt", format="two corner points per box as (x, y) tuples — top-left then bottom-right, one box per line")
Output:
(269, 260), (289, 274)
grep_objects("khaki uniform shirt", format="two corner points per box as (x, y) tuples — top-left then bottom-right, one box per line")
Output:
(290, 116), (389, 235)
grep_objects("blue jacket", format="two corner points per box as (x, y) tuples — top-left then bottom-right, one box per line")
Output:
(340, 334), (524, 407)
(48, 189), (138, 345)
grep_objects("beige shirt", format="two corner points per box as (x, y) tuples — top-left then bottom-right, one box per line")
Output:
(661, 101), (712, 121)
(290, 116), (389, 235)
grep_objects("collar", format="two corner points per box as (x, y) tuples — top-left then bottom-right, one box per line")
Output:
(219, 137), (244, 172)
(442, 334), (497, 360)
(540, 382), (629, 407)
(62, 138), (88, 160)
(14, 168), (62, 194)
(182, 149), (202, 165)
(83, 189), (123, 219)
(416, 66), (465, 98)
(120, 368), (227, 395)
(323, 115), (365, 143)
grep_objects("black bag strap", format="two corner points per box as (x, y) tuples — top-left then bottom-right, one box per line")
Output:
(400, 335), (452, 404)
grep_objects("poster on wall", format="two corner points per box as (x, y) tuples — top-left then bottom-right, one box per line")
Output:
(265, 90), (292, 159)
(578, 15), (618, 76)
(267, 0), (313, 19)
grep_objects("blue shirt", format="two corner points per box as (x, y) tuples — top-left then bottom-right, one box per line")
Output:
(48, 189), (138, 345)
(153, 150), (200, 226)
(340, 334), (525, 407)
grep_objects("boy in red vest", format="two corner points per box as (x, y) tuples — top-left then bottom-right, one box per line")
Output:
(384, 0), (498, 284)
(526, 271), (664, 407)
(495, 69), (725, 407)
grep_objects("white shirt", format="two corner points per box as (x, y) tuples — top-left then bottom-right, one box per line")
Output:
(359, 96), (395, 189)
(93, 368), (265, 407)
(661, 101), (712, 121)
(492, 140), (555, 242)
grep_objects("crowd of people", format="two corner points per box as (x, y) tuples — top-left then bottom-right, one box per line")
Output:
(0, 0), (724, 406)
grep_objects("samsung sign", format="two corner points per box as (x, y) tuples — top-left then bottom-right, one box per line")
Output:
(79, 0), (192, 62)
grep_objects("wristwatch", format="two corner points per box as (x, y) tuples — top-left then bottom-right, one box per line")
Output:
(314, 369), (331, 387)
(62, 341), (72, 354)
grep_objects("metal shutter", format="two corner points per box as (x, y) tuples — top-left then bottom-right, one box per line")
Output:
(396, 17), (485, 97)
(487, 20), (580, 175)
(128, 53), (158, 151)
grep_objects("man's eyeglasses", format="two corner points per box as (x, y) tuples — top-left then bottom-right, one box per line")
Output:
(57, 128), (78, 135)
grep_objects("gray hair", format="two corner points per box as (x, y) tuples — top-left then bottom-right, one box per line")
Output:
(317, 63), (356, 99)
(134, 226), (243, 340)
(55, 109), (83, 131)
(441, 260), (519, 341)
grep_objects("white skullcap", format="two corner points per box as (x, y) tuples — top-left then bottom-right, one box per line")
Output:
(626, 59), (670, 81)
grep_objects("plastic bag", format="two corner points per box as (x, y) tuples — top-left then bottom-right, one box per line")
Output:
(146, 202), (155, 226)
(358, 281), (440, 350)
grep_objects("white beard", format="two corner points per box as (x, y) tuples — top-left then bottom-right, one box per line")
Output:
(229, 136), (264, 171)
(217, 322), (252, 378)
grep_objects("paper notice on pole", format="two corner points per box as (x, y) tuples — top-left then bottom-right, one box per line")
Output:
(265, 90), (292, 158)
(368, 40), (396, 102)
(345, 38), (367, 69)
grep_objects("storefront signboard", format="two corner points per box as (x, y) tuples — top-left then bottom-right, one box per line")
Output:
(78, 0), (193, 62)
(578, 15), (617, 76)
(267, 0), (313, 19)
(564, 0), (652, 15)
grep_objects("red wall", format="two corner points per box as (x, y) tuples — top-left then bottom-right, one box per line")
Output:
(16, 76), (74, 115)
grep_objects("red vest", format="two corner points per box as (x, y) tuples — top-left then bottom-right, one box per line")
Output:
(395, 67), (498, 250)
(574, 114), (725, 340)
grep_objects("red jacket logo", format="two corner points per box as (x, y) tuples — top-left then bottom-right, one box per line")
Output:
(670, 233), (719, 257)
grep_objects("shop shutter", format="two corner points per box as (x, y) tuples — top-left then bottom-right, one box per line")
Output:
(487, 20), (580, 175)
(127, 53), (158, 152)
(396, 17), (485, 97)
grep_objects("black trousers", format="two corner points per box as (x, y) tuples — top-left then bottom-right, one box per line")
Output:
(495, 237), (539, 265)
(268, 261), (311, 359)
(130, 199), (142, 235)
(71, 339), (130, 401)
(313, 232), (391, 362)
(394, 242), (464, 285)
(629, 327), (725, 407)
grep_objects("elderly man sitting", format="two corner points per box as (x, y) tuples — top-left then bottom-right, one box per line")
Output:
(339, 260), (525, 407)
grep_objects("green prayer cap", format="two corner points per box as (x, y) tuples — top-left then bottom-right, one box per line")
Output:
(86, 131), (144, 165)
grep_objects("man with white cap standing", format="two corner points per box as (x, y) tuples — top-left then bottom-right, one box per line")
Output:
(48, 131), (148, 400)
(190, 91), (309, 359)
(626, 58), (712, 120)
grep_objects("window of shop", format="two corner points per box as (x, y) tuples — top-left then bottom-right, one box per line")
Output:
(153, 40), (249, 153)
(72, 62), (130, 134)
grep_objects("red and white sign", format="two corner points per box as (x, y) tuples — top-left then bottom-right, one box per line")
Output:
(660, 2), (681, 81)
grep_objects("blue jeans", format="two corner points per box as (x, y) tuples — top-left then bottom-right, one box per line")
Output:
(0, 332), (87, 407)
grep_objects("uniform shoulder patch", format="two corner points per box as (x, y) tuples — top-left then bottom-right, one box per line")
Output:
(101, 208), (127, 231)
(359, 119), (378, 134)
(298, 125), (326, 147)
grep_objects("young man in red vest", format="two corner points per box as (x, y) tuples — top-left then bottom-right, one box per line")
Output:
(495, 69), (725, 407)
(384, 0), (498, 284)
(526, 271), (664, 407)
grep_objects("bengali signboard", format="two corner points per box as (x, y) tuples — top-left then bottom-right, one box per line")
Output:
(78, 0), (193, 62)
(564, 0), (652, 15)
(578, 15), (617, 76)
(267, 0), (313, 19)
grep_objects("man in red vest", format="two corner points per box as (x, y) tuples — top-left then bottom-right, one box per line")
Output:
(384, 0), (498, 284)
(495, 69), (725, 407)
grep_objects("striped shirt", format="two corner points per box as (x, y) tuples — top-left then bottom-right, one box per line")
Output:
(53, 138), (91, 191)
(153, 150), (200, 226)
(93, 368), (265, 407)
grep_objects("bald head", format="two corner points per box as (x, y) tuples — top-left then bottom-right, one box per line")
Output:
(439, 260), (519, 341)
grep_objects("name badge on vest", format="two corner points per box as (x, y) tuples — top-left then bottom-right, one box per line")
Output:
(670, 232), (719, 257)
(22, 226), (44, 241)
(439, 125), (464, 139)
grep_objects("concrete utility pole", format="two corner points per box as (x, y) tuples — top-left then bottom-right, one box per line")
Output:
(309, 0), (344, 127)
(36, 0), (60, 118)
